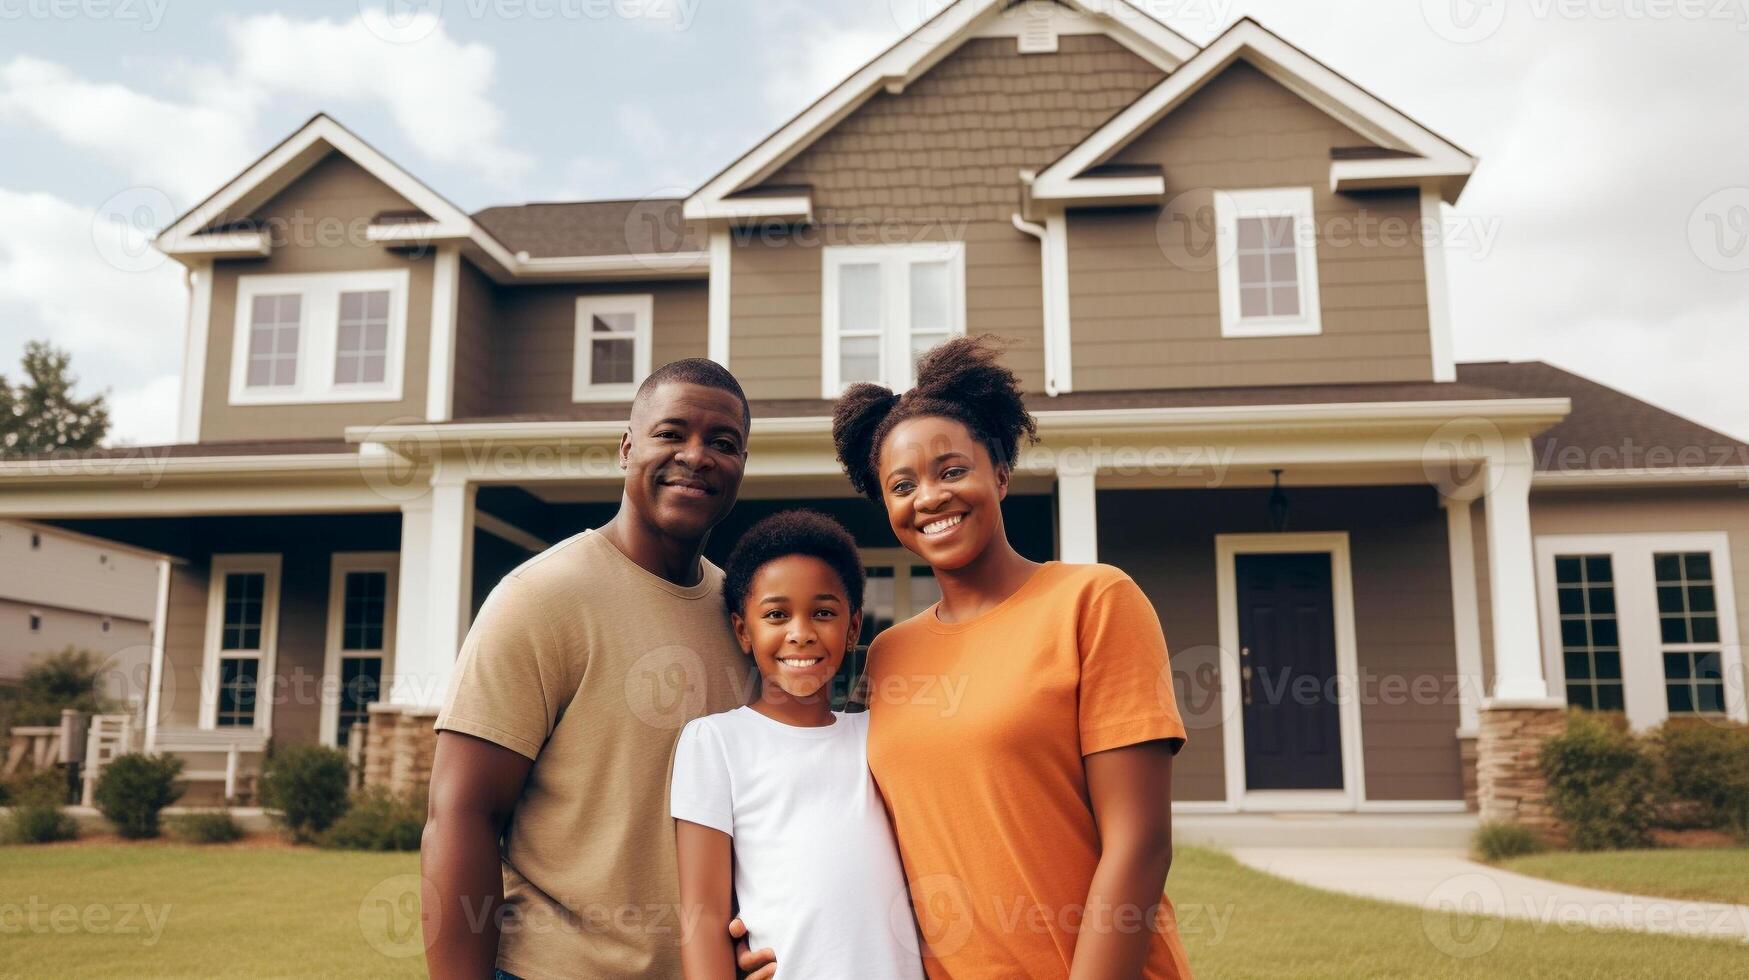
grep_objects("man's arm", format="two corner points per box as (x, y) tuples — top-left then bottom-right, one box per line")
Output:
(675, 821), (737, 980)
(422, 731), (534, 980)
(1068, 741), (1176, 980)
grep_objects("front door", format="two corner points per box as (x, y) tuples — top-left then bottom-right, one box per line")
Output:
(1237, 552), (1344, 790)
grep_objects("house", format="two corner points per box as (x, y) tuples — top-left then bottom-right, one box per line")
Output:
(2, 1), (1744, 819)
(0, 520), (160, 710)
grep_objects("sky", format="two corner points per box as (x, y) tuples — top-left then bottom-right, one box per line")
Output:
(1, 0), (1746, 446)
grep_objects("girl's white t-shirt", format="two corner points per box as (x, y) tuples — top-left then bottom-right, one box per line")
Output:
(670, 707), (925, 980)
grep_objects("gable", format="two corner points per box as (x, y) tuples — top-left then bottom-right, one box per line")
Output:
(757, 33), (1165, 225)
(233, 152), (424, 230)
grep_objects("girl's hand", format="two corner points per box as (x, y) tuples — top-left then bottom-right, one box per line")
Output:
(728, 917), (776, 980)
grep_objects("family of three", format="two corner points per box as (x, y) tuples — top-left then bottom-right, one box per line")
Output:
(421, 337), (1193, 980)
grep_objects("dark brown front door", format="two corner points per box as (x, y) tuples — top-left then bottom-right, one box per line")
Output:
(1237, 552), (1344, 791)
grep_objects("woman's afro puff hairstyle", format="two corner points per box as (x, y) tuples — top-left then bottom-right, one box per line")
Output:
(831, 334), (1038, 504)
(722, 509), (866, 618)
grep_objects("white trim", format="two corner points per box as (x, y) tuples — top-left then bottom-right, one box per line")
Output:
(708, 229), (731, 367)
(144, 558), (170, 753)
(1056, 464), (1098, 563)
(426, 246), (460, 422)
(1032, 19), (1475, 205)
(1043, 212), (1074, 394)
(512, 251), (711, 280)
(1421, 189), (1457, 382)
(1215, 187), (1323, 338)
(1355, 799), (1471, 814)
(1484, 438), (1548, 701)
(1534, 467), (1749, 490)
(199, 554), (282, 733)
(572, 293), (654, 402)
(177, 264), (212, 444)
(1215, 533), (1366, 811)
(169, 230), (272, 259)
(320, 553), (399, 748)
(1534, 531), (1746, 730)
(821, 241), (967, 397)
(683, 0), (1194, 221)
(1443, 498), (1485, 734)
(228, 269), (410, 406)
(474, 512), (549, 552)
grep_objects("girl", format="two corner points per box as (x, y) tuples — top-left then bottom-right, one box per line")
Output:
(833, 337), (1194, 979)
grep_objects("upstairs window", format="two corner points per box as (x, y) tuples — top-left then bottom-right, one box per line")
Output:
(822, 242), (965, 396)
(1215, 188), (1322, 338)
(230, 270), (408, 406)
(573, 295), (654, 402)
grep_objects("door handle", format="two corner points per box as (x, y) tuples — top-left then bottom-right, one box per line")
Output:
(1241, 664), (1253, 706)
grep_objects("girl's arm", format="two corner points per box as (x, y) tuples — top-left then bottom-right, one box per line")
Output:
(1068, 741), (1177, 980)
(676, 820), (738, 980)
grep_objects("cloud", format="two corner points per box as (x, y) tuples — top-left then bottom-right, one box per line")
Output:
(0, 188), (186, 446)
(753, 2), (898, 118)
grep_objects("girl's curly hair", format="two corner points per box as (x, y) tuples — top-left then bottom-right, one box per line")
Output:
(830, 335), (1037, 504)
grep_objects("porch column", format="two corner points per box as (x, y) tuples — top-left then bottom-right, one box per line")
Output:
(1056, 461), (1098, 564)
(388, 471), (476, 708)
(1482, 436), (1549, 702)
(1442, 497), (1485, 734)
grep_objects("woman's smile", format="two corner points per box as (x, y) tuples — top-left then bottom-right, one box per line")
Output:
(919, 513), (966, 537)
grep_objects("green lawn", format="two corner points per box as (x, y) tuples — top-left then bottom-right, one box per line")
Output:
(1497, 848), (1749, 908)
(1, 842), (1745, 978)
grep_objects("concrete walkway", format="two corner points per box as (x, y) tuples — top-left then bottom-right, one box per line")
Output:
(1230, 847), (1749, 945)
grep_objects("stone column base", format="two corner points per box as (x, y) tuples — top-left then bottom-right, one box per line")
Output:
(362, 703), (441, 801)
(1476, 700), (1568, 843)
(1457, 732), (1479, 813)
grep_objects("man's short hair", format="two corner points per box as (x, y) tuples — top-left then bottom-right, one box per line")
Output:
(634, 358), (751, 433)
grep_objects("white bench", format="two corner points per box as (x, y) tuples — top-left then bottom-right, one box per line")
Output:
(150, 728), (270, 803)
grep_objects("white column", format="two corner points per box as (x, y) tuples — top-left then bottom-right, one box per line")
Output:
(1483, 437), (1551, 702)
(1056, 462), (1098, 564)
(389, 473), (475, 707)
(144, 558), (172, 754)
(1442, 497), (1484, 733)
(707, 228), (731, 368)
(177, 262), (212, 444)
(425, 244), (461, 422)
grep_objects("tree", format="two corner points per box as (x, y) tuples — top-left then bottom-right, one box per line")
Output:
(0, 340), (110, 458)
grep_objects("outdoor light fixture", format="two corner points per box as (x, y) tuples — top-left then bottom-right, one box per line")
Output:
(1267, 469), (1290, 533)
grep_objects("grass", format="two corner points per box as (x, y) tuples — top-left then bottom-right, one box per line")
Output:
(1, 842), (1745, 978)
(1496, 848), (1749, 908)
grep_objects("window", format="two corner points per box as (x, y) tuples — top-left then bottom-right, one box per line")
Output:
(1656, 552), (1726, 714)
(101, 617), (112, 634)
(573, 295), (654, 401)
(1215, 188), (1322, 337)
(323, 554), (398, 748)
(201, 555), (281, 731)
(1536, 533), (1744, 729)
(229, 270), (408, 405)
(1554, 555), (1623, 711)
(29, 612), (42, 633)
(822, 243), (966, 396)
(30, 532), (41, 550)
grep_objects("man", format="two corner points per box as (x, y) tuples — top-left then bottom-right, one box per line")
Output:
(422, 359), (773, 980)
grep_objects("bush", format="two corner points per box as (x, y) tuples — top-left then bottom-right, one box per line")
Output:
(1541, 710), (1659, 851)
(1653, 720), (1749, 837)
(0, 648), (122, 733)
(4, 769), (67, 807)
(1473, 821), (1545, 862)
(169, 809), (245, 844)
(92, 753), (184, 839)
(320, 788), (425, 851)
(260, 745), (350, 841)
(2, 802), (77, 844)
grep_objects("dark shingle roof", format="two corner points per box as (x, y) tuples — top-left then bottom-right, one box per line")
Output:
(471, 199), (703, 258)
(5, 439), (358, 463)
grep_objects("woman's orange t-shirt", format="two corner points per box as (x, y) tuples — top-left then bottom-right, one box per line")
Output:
(867, 561), (1193, 979)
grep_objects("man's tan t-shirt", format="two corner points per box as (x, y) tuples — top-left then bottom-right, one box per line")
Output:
(434, 528), (752, 980)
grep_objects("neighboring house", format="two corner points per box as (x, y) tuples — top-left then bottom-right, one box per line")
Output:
(0, 1), (1743, 813)
(0, 521), (160, 711)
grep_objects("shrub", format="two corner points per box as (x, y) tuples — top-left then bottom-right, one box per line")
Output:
(169, 809), (245, 844)
(1473, 821), (1544, 862)
(320, 788), (425, 851)
(1541, 710), (1659, 851)
(92, 753), (184, 839)
(4, 769), (67, 807)
(1653, 720), (1749, 837)
(2, 802), (77, 844)
(0, 648), (122, 733)
(260, 745), (350, 841)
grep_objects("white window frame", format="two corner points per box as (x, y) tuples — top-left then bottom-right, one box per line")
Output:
(821, 242), (967, 397)
(199, 554), (282, 733)
(320, 553), (399, 749)
(229, 269), (409, 406)
(1215, 187), (1323, 338)
(573, 294), (655, 402)
(1535, 532), (1746, 730)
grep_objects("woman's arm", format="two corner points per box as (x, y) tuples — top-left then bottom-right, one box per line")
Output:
(1068, 741), (1177, 980)
(676, 820), (738, 980)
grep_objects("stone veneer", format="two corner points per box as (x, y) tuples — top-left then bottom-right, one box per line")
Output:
(361, 704), (440, 801)
(1475, 704), (1568, 843)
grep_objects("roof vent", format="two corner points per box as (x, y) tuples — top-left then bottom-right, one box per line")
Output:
(1017, 7), (1058, 54)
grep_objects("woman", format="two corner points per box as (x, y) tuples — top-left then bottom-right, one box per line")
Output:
(832, 336), (1193, 979)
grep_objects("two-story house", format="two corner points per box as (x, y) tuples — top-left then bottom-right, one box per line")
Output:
(3, 1), (1745, 820)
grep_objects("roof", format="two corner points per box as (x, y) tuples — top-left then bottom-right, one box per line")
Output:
(1457, 361), (1749, 472)
(472, 199), (701, 259)
(4, 438), (359, 463)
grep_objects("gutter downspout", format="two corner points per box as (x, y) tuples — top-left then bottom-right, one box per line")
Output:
(1012, 212), (1061, 397)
